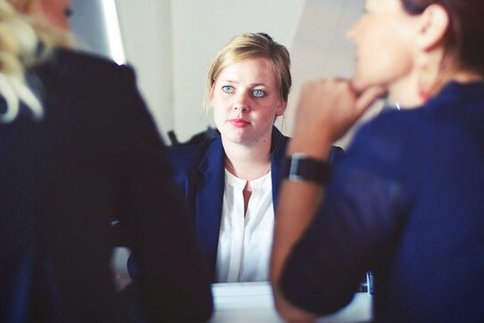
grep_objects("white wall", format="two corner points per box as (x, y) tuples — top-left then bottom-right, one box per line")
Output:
(70, 1), (111, 58)
(115, 0), (173, 141)
(288, 0), (378, 147)
(111, 0), (370, 145)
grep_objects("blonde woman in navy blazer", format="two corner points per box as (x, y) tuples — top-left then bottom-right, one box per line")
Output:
(168, 33), (343, 282)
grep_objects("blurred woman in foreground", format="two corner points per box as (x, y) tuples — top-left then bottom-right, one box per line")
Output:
(1, 0), (212, 321)
(271, 0), (484, 321)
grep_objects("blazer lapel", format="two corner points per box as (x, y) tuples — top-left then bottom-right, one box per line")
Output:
(196, 137), (225, 279)
(270, 127), (288, 209)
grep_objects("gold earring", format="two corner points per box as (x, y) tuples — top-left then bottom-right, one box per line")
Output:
(417, 66), (433, 101)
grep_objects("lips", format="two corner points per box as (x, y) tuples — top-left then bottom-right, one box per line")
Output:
(229, 118), (250, 127)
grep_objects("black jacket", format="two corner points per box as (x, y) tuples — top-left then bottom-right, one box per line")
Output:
(0, 49), (212, 323)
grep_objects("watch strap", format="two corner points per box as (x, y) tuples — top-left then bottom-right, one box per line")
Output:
(282, 153), (332, 184)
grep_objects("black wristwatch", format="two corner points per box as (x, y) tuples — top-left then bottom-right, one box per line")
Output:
(282, 153), (332, 185)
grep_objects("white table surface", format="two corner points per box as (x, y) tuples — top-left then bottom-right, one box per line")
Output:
(210, 282), (372, 323)
(111, 248), (372, 322)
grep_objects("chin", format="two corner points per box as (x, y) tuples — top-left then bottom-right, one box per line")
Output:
(221, 131), (247, 144)
(351, 70), (368, 91)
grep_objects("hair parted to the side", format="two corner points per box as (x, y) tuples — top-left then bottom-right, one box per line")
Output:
(401, 0), (484, 76)
(0, 0), (72, 123)
(204, 32), (292, 112)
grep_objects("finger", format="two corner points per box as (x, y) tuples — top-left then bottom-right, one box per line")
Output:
(355, 86), (387, 115)
(329, 76), (351, 83)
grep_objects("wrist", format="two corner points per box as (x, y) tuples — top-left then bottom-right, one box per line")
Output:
(287, 135), (332, 160)
(282, 153), (332, 185)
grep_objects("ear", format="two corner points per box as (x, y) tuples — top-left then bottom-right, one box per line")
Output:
(416, 4), (450, 51)
(275, 101), (287, 117)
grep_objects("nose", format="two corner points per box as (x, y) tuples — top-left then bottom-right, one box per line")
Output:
(346, 24), (356, 41)
(233, 92), (250, 112)
(346, 17), (361, 41)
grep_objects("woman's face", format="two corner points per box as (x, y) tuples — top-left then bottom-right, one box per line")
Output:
(211, 57), (286, 146)
(11, 0), (72, 29)
(40, 0), (72, 30)
(348, 0), (419, 92)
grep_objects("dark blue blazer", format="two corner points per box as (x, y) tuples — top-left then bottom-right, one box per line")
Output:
(280, 82), (484, 322)
(168, 127), (343, 280)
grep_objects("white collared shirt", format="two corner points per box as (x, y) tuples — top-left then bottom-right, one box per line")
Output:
(215, 169), (274, 282)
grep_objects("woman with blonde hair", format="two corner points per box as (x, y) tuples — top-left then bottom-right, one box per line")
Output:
(0, 1), (212, 322)
(168, 32), (343, 283)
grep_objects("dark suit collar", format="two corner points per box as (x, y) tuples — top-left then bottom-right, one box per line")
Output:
(197, 127), (289, 216)
(198, 135), (224, 175)
(270, 127), (288, 206)
(196, 128), (288, 281)
(196, 136), (225, 280)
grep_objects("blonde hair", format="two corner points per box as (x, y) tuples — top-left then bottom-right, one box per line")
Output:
(0, 0), (72, 123)
(204, 33), (291, 111)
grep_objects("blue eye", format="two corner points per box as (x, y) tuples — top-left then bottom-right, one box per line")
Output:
(253, 89), (266, 98)
(222, 85), (234, 93)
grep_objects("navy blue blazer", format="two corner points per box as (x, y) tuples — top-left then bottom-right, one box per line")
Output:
(280, 82), (484, 322)
(168, 127), (343, 280)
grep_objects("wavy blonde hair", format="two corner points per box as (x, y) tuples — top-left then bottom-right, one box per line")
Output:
(204, 33), (292, 112)
(0, 0), (72, 123)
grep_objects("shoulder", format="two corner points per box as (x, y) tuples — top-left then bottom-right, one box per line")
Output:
(355, 108), (419, 148)
(341, 109), (419, 181)
(168, 136), (221, 172)
(34, 48), (136, 89)
(354, 109), (403, 148)
(271, 127), (290, 157)
(33, 48), (145, 116)
(31, 48), (159, 151)
(55, 48), (132, 74)
(168, 144), (204, 165)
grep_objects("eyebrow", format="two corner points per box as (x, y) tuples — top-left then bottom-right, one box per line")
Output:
(218, 79), (268, 87)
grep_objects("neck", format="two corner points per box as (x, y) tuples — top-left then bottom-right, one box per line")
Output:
(222, 136), (272, 181)
(390, 69), (483, 109)
(452, 70), (484, 83)
(388, 69), (422, 108)
(389, 54), (483, 109)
